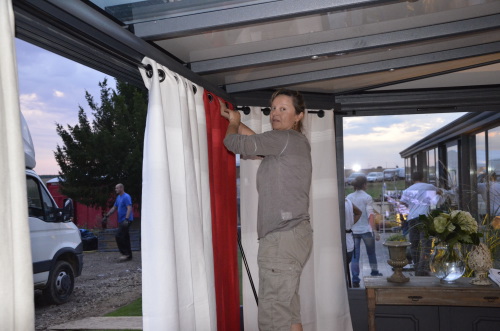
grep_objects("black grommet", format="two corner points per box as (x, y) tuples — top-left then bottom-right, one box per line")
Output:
(192, 85), (197, 94)
(262, 107), (271, 116)
(145, 64), (153, 78)
(318, 109), (325, 118)
(174, 75), (179, 83)
(243, 106), (251, 115)
(208, 94), (213, 102)
(158, 69), (166, 82)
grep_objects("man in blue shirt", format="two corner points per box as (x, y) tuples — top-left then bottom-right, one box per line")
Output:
(104, 183), (134, 261)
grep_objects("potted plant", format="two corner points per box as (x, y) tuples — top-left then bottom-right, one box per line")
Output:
(383, 233), (411, 283)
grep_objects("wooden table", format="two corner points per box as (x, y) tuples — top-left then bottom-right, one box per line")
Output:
(364, 276), (500, 331)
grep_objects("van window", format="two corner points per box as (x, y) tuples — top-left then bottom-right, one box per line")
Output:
(27, 176), (57, 221)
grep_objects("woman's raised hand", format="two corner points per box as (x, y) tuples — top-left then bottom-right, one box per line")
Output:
(219, 98), (241, 124)
(219, 98), (230, 120)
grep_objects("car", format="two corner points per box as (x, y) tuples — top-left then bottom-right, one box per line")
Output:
(383, 168), (405, 181)
(367, 172), (384, 182)
(383, 169), (398, 181)
(346, 172), (365, 185)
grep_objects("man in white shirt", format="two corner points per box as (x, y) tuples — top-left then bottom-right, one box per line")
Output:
(477, 172), (500, 217)
(400, 171), (443, 276)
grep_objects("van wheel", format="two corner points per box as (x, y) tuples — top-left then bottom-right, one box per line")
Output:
(42, 260), (75, 305)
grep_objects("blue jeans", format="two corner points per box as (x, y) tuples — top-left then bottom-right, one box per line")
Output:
(351, 232), (379, 284)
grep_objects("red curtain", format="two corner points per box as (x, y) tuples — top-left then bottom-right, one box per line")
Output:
(204, 90), (240, 331)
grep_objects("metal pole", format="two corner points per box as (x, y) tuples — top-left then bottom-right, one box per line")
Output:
(237, 230), (258, 305)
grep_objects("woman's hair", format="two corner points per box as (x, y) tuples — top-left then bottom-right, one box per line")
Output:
(270, 89), (306, 132)
(352, 175), (367, 190)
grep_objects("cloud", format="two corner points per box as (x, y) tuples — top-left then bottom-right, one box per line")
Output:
(343, 113), (467, 170)
(16, 38), (116, 175)
(53, 90), (65, 98)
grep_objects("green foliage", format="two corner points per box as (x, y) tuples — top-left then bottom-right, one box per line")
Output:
(417, 209), (482, 248)
(385, 233), (408, 242)
(54, 79), (148, 210)
(105, 298), (142, 317)
(345, 180), (406, 200)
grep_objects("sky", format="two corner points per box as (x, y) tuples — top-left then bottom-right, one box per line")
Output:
(343, 112), (466, 170)
(16, 39), (115, 175)
(15, 38), (466, 175)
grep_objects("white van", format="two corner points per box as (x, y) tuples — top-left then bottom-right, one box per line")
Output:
(22, 114), (83, 304)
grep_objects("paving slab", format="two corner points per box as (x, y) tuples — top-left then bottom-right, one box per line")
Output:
(48, 317), (142, 330)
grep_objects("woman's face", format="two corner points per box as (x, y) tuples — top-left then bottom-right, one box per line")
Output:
(270, 95), (303, 131)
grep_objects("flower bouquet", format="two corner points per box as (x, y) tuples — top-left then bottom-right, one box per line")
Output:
(418, 210), (482, 282)
(418, 209), (482, 248)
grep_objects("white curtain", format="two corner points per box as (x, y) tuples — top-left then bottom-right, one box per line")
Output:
(240, 107), (353, 331)
(0, 0), (35, 330)
(139, 57), (216, 330)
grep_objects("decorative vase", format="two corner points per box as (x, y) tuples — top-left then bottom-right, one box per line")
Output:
(429, 243), (465, 283)
(468, 243), (493, 286)
(383, 241), (412, 283)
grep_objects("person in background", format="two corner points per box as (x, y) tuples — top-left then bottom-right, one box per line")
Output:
(400, 171), (443, 275)
(345, 198), (362, 287)
(347, 175), (382, 288)
(221, 89), (312, 331)
(103, 183), (134, 261)
(477, 171), (500, 218)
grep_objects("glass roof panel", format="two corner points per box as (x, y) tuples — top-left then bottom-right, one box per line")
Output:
(89, 0), (271, 23)
(90, 0), (496, 27)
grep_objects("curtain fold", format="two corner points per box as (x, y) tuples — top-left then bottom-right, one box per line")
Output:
(140, 58), (216, 330)
(240, 108), (353, 331)
(203, 92), (240, 331)
(0, 0), (35, 330)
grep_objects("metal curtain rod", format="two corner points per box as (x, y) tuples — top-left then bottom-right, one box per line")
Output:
(236, 106), (325, 118)
(141, 64), (198, 95)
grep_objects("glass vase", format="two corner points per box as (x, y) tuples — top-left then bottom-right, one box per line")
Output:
(429, 243), (465, 283)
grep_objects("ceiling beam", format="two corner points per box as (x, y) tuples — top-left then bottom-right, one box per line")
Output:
(131, 0), (399, 40)
(224, 42), (500, 93)
(191, 14), (500, 74)
(335, 85), (500, 114)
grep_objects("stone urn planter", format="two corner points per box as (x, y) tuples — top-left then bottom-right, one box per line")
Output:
(384, 235), (412, 283)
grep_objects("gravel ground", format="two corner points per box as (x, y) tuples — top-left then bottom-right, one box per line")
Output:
(35, 250), (142, 330)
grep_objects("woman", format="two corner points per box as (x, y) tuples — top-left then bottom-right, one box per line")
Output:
(346, 175), (382, 288)
(221, 89), (313, 331)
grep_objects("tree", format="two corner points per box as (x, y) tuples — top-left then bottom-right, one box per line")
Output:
(55, 79), (148, 211)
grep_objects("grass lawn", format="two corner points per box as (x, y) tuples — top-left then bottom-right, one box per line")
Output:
(344, 179), (406, 200)
(102, 249), (243, 319)
(105, 298), (142, 317)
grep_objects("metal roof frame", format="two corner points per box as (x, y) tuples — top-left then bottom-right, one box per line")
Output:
(12, 0), (500, 109)
(224, 43), (500, 93)
(190, 14), (500, 74)
(129, 0), (398, 40)
(399, 111), (500, 158)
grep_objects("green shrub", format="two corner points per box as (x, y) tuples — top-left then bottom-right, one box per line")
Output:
(385, 233), (408, 242)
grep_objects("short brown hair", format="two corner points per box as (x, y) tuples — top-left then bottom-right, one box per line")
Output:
(352, 175), (367, 190)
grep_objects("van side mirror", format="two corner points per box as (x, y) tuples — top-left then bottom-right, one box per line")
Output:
(59, 198), (74, 223)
